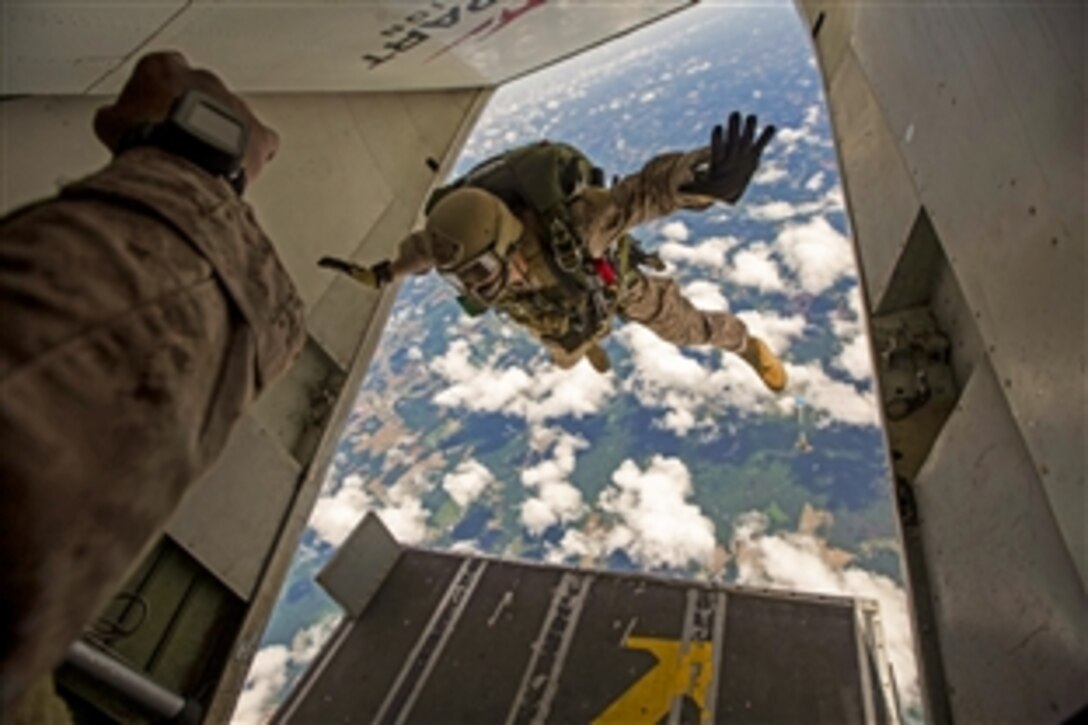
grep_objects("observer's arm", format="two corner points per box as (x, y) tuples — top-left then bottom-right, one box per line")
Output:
(320, 230), (457, 288)
(0, 148), (305, 712)
(573, 112), (775, 258)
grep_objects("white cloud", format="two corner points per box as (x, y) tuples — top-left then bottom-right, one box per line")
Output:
(442, 458), (496, 508)
(775, 126), (814, 152)
(681, 280), (730, 312)
(735, 309), (806, 354)
(431, 340), (616, 423)
(730, 512), (920, 714)
(520, 430), (587, 535)
(234, 645), (288, 725)
(658, 235), (738, 271)
(598, 456), (717, 569)
(308, 483), (372, 549)
(753, 161), (788, 186)
(830, 285), (873, 382)
(804, 171), (826, 191)
(746, 200), (800, 222)
(786, 361), (879, 427)
(775, 216), (855, 294)
(727, 243), (787, 293)
(309, 473), (432, 548)
(233, 615), (340, 725)
(822, 184), (845, 212)
(835, 334), (873, 382)
(617, 325), (777, 434)
(661, 220), (690, 242)
(619, 317), (875, 430)
(373, 480), (431, 545)
(774, 106), (824, 157)
(546, 528), (605, 564)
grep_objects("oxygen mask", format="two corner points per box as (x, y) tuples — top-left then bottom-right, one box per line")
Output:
(442, 245), (508, 301)
(428, 187), (523, 302)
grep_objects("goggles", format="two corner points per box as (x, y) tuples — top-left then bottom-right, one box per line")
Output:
(441, 247), (507, 300)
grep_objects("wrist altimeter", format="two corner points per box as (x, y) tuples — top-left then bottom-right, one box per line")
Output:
(118, 90), (250, 194)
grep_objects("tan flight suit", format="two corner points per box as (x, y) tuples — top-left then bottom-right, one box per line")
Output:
(390, 147), (748, 367)
(0, 148), (305, 714)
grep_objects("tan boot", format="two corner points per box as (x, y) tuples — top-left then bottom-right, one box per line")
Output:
(739, 336), (787, 392)
(585, 343), (611, 374)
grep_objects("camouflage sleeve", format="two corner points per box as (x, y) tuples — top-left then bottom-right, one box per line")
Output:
(389, 229), (459, 278)
(0, 148), (304, 711)
(571, 147), (717, 258)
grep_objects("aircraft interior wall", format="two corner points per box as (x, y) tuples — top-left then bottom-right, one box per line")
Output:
(797, 1), (1086, 722)
(0, 86), (493, 720)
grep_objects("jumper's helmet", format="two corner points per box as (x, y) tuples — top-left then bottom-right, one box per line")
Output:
(428, 187), (523, 299)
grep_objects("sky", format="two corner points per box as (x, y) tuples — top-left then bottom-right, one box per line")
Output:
(233, 4), (921, 722)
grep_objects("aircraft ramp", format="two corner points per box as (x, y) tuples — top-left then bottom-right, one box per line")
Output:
(276, 515), (899, 724)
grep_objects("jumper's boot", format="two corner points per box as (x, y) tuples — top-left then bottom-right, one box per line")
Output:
(739, 336), (787, 392)
(586, 343), (612, 374)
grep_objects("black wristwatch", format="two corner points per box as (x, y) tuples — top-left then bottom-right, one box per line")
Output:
(117, 90), (250, 194)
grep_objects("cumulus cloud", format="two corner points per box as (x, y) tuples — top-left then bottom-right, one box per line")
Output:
(442, 458), (497, 508)
(658, 235), (738, 271)
(745, 200), (800, 222)
(546, 528), (605, 564)
(618, 325), (777, 434)
(619, 317), (875, 431)
(735, 309), (807, 354)
(744, 185), (845, 224)
(774, 116), (823, 157)
(831, 285), (873, 382)
(308, 484), (372, 549)
(726, 242), (787, 293)
(805, 171), (826, 191)
(730, 512), (920, 714)
(431, 340), (615, 423)
(597, 456), (717, 569)
(661, 220), (690, 242)
(520, 430), (587, 535)
(309, 473), (431, 548)
(786, 361), (879, 427)
(234, 615), (341, 725)
(753, 160), (788, 186)
(835, 335), (873, 382)
(775, 216), (854, 294)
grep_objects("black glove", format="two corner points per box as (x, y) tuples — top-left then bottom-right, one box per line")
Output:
(318, 256), (356, 275)
(680, 112), (775, 204)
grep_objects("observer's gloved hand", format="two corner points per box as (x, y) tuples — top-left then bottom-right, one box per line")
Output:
(318, 257), (392, 289)
(681, 112), (775, 204)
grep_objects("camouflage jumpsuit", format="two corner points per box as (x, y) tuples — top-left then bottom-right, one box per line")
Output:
(390, 147), (748, 367)
(0, 149), (305, 713)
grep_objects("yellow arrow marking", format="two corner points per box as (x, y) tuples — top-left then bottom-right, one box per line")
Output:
(592, 636), (714, 724)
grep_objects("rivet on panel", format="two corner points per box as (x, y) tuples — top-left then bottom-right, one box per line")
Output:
(1004, 379), (1012, 389)
(1040, 464), (1049, 476)
(1029, 205), (1037, 216)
